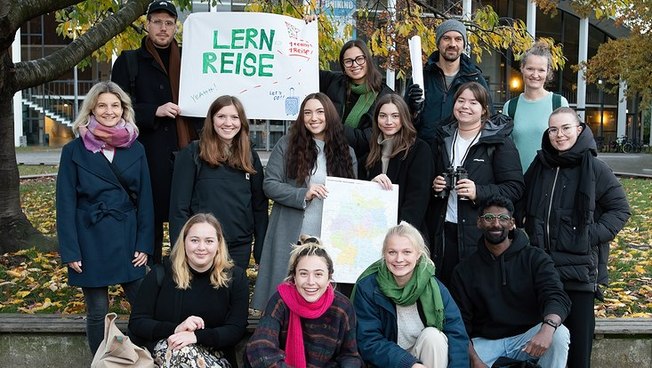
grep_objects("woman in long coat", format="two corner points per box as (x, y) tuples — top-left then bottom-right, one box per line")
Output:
(251, 93), (356, 310)
(56, 81), (154, 355)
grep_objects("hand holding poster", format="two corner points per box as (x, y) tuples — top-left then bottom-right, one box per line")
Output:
(179, 12), (319, 120)
(408, 36), (424, 101)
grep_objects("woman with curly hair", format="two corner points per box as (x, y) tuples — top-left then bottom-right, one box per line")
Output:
(251, 92), (357, 310)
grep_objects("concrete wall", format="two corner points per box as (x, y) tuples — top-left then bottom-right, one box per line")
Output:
(0, 332), (650, 368)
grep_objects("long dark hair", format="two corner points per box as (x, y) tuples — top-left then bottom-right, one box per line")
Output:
(366, 94), (416, 170)
(339, 39), (383, 92)
(199, 95), (256, 174)
(286, 93), (355, 184)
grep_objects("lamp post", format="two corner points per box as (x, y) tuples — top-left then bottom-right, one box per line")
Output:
(598, 79), (604, 138)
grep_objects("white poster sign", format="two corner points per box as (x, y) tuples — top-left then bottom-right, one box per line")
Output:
(179, 12), (319, 120)
(321, 176), (399, 284)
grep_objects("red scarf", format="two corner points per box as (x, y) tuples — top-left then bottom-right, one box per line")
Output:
(277, 282), (335, 368)
(79, 116), (138, 153)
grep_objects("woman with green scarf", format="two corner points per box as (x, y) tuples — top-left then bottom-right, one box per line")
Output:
(319, 39), (394, 160)
(352, 221), (469, 368)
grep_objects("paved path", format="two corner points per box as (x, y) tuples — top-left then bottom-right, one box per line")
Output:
(15, 149), (652, 178)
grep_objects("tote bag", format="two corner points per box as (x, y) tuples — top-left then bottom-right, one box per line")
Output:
(90, 312), (155, 368)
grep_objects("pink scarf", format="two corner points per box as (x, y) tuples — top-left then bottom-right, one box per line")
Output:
(79, 116), (138, 153)
(277, 281), (335, 368)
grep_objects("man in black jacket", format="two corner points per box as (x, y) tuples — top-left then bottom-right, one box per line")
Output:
(449, 196), (571, 368)
(112, 1), (198, 263)
(405, 19), (492, 143)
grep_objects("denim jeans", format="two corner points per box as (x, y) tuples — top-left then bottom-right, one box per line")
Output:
(82, 278), (143, 355)
(472, 323), (570, 368)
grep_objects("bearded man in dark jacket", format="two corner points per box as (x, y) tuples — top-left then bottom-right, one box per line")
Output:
(404, 19), (493, 143)
(450, 195), (571, 368)
(112, 1), (199, 263)
(520, 107), (630, 368)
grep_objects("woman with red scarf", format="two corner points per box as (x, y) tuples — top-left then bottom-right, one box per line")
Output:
(245, 236), (363, 368)
(56, 81), (154, 355)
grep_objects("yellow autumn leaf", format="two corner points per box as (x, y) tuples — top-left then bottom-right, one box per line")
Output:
(15, 290), (31, 298)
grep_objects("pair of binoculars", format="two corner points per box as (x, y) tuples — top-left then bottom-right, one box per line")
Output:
(434, 166), (468, 200)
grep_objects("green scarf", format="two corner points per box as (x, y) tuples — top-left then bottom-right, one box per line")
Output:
(352, 258), (444, 330)
(344, 83), (378, 129)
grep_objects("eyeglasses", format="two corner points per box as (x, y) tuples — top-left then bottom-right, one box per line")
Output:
(343, 55), (366, 68)
(150, 19), (176, 29)
(479, 213), (512, 224)
(548, 124), (579, 136)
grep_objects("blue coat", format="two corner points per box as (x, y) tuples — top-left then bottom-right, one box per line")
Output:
(56, 138), (154, 287)
(353, 272), (470, 368)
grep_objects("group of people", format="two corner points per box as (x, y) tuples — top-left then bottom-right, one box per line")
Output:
(55, 1), (631, 367)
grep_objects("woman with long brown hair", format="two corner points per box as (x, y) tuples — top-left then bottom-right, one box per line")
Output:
(361, 93), (434, 235)
(170, 95), (268, 270)
(251, 92), (356, 310)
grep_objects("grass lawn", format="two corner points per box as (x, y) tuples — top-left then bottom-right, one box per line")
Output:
(18, 164), (58, 177)
(1, 176), (650, 317)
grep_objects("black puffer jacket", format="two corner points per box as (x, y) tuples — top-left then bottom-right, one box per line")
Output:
(410, 52), (492, 143)
(428, 114), (525, 266)
(320, 70), (393, 158)
(522, 125), (630, 292)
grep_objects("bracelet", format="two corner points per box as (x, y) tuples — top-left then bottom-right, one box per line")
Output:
(543, 319), (559, 331)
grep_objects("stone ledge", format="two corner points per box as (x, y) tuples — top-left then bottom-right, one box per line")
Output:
(0, 315), (650, 368)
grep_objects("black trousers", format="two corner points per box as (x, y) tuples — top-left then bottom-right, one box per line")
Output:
(437, 221), (460, 287)
(565, 289), (595, 368)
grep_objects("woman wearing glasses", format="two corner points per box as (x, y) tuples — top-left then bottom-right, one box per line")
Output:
(429, 81), (525, 286)
(320, 39), (394, 159)
(521, 107), (630, 368)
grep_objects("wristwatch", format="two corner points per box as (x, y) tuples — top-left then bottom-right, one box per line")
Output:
(543, 319), (559, 331)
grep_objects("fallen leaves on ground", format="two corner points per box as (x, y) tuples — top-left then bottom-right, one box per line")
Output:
(1, 176), (650, 317)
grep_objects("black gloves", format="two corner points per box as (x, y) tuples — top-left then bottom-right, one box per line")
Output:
(407, 84), (424, 115)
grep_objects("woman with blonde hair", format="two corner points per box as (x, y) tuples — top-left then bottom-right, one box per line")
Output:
(246, 236), (363, 367)
(502, 40), (569, 170)
(352, 221), (469, 368)
(57, 81), (153, 355)
(170, 95), (268, 269)
(129, 213), (249, 367)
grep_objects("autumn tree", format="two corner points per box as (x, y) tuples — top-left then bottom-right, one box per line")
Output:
(577, 0), (652, 108)
(0, 0), (155, 253)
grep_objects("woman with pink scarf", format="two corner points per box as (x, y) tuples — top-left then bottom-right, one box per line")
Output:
(245, 236), (363, 368)
(56, 81), (154, 355)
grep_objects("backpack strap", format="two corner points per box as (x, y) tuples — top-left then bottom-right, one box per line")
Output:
(507, 96), (519, 119)
(124, 50), (139, 104)
(552, 93), (562, 111)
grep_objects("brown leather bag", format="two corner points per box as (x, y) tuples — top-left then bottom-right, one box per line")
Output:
(90, 313), (155, 368)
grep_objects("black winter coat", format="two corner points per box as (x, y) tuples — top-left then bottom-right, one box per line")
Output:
(320, 70), (394, 158)
(111, 38), (180, 224)
(522, 126), (630, 292)
(360, 138), (434, 236)
(168, 141), (268, 264)
(410, 52), (493, 143)
(428, 115), (524, 266)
